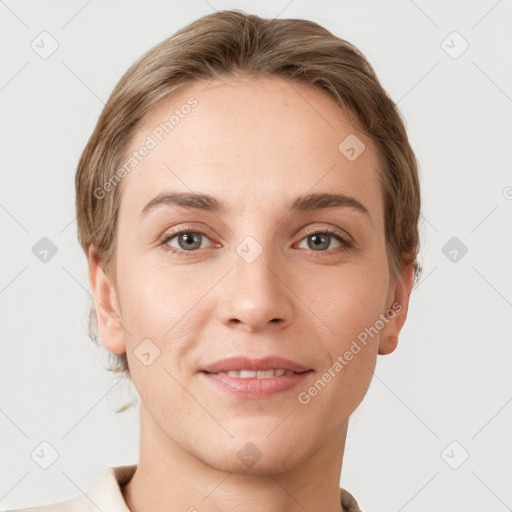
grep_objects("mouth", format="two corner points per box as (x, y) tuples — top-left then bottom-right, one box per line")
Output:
(199, 355), (312, 374)
(198, 356), (314, 399)
(201, 368), (310, 378)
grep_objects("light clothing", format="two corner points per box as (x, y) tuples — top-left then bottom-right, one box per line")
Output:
(6, 464), (362, 512)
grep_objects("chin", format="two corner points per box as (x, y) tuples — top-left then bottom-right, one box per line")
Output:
(198, 434), (309, 475)
(210, 451), (305, 476)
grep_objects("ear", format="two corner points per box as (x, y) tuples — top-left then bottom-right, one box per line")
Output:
(87, 244), (126, 355)
(378, 262), (415, 355)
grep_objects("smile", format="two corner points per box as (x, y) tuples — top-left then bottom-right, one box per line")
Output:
(200, 369), (313, 399)
(209, 369), (299, 378)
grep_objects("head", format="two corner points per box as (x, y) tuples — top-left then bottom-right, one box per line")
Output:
(76, 10), (421, 472)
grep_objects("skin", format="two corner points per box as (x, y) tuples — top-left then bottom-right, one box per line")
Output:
(88, 74), (414, 512)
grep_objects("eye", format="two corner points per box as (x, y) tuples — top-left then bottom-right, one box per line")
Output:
(296, 227), (353, 254)
(160, 229), (212, 256)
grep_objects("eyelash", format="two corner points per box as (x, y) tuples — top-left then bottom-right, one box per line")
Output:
(159, 225), (354, 258)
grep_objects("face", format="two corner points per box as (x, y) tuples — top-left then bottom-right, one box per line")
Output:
(89, 74), (413, 474)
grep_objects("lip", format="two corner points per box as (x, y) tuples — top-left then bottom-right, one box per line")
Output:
(199, 356), (311, 374)
(199, 356), (313, 399)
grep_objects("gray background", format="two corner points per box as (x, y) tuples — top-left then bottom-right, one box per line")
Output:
(1, 1), (511, 511)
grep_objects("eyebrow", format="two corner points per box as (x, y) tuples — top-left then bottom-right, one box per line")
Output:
(141, 191), (370, 218)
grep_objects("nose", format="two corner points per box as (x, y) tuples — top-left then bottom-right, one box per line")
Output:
(218, 240), (295, 332)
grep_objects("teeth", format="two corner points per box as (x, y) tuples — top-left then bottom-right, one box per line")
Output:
(217, 369), (295, 378)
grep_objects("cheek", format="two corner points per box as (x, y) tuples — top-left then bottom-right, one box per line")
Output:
(301, 256), (389, 396)
(116, 254), (207, 365)
(307, 258), (389, 338)
(303, 282), (384, 418)
(116, 244), (182, 320)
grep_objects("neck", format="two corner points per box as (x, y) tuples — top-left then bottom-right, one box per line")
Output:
(122, 403), (350, 512)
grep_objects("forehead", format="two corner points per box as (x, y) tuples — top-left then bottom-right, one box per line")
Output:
(118, 75), (383, 223)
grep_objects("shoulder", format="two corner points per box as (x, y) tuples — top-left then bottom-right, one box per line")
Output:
(2, 464), (137, 512)
(4, 499), (76, 512)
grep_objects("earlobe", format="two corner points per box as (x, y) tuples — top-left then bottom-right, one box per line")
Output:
(378, 263), (415, 355)
(87, 244), (126, 355)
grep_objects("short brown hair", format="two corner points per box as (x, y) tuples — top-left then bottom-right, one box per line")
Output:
(75, 9), (422, 381)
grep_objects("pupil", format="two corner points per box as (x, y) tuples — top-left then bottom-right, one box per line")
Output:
(182, 233), (196, 247)
(310, 234), (328, 250)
